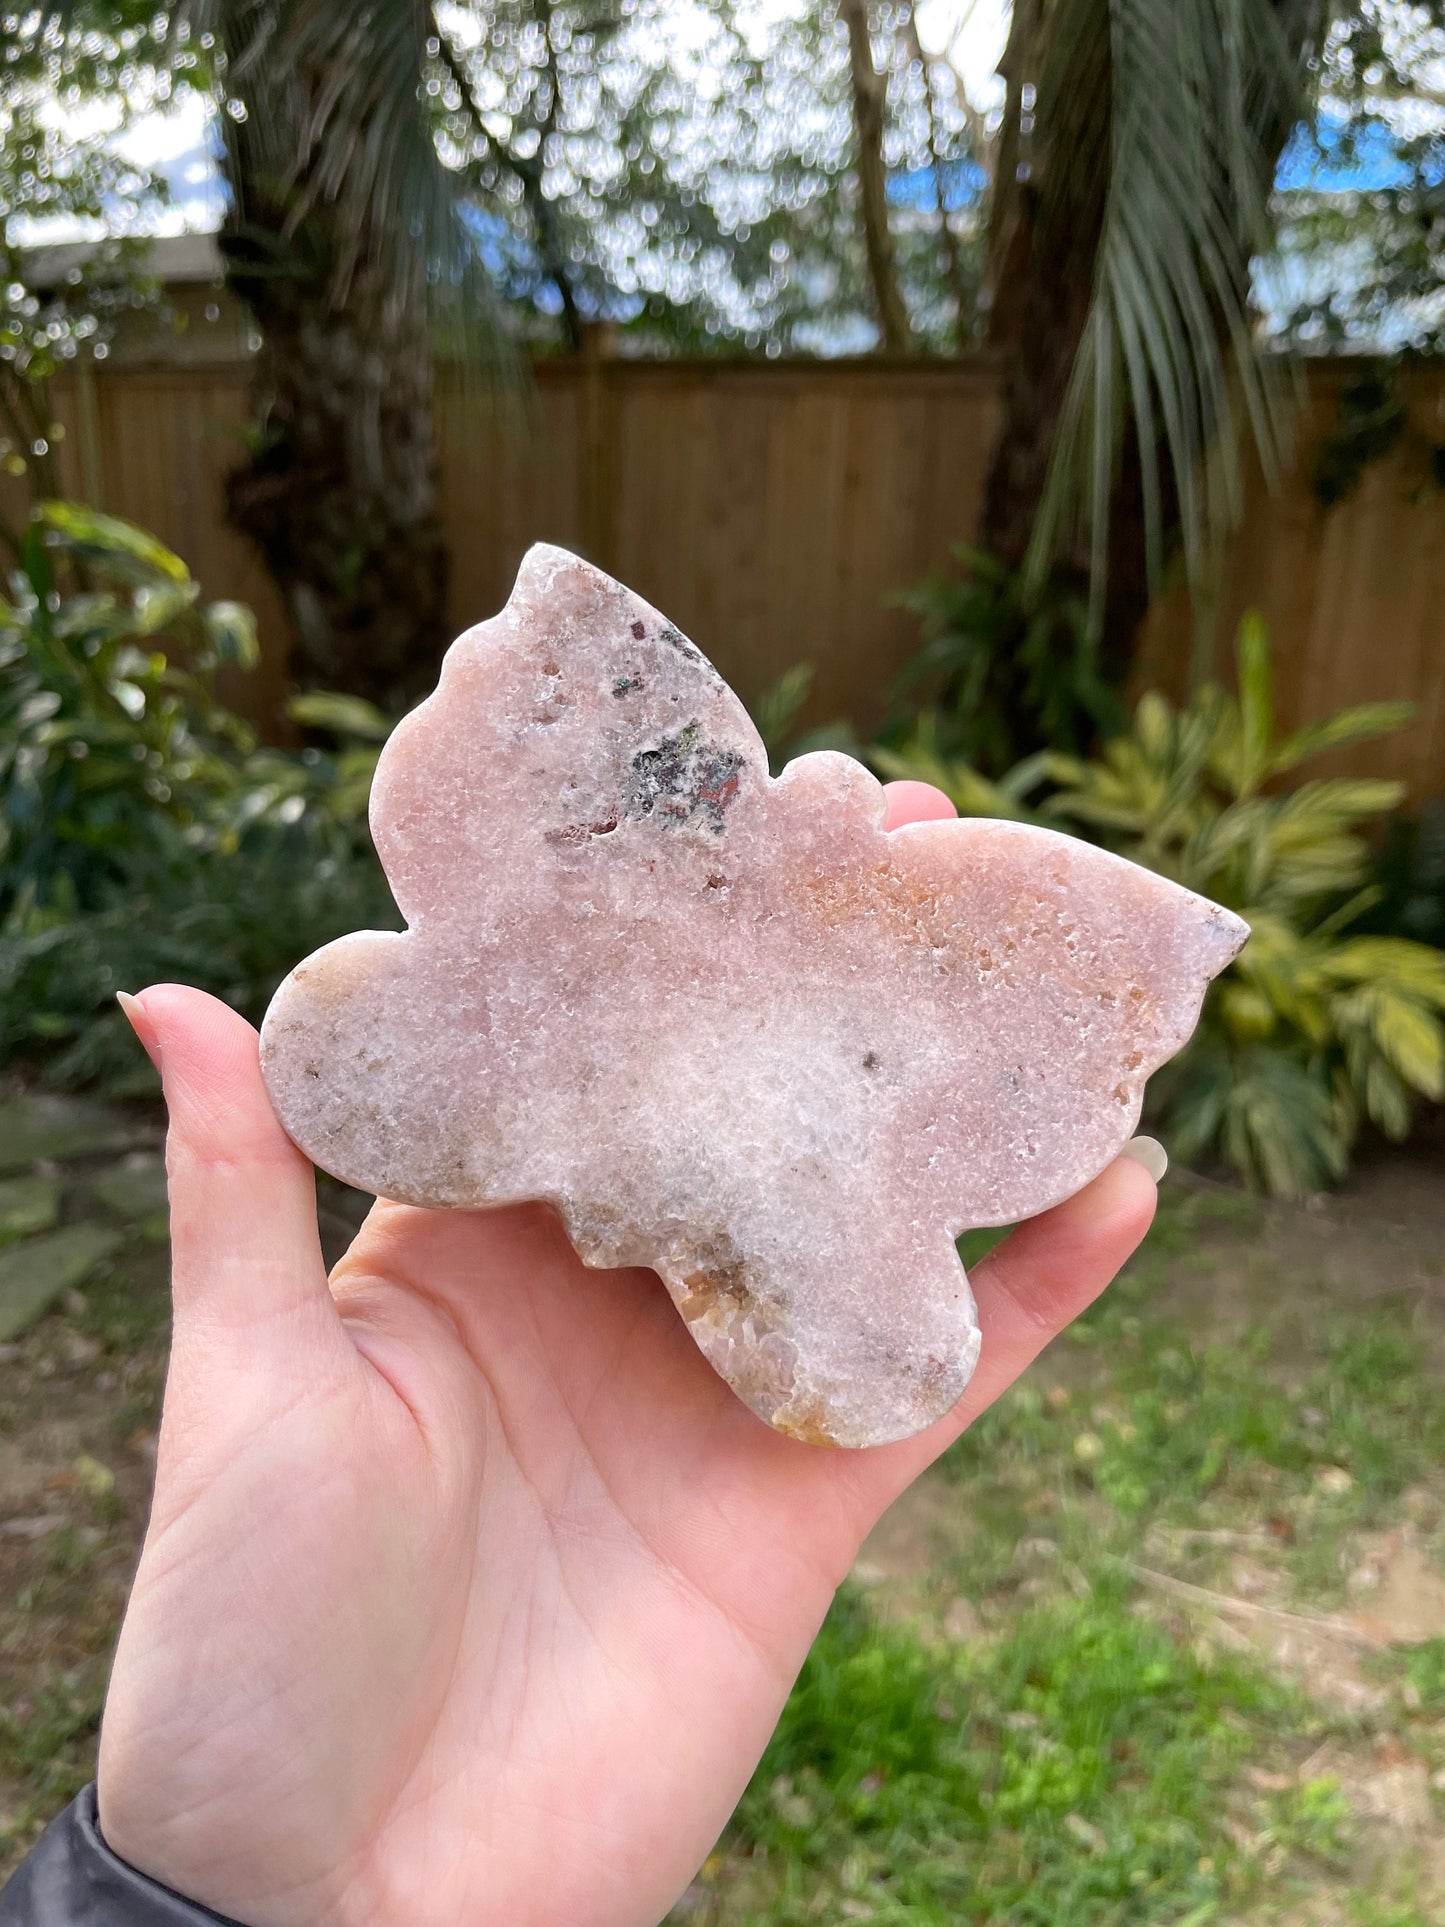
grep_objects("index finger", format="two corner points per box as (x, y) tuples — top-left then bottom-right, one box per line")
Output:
(881, 779), (958, 830)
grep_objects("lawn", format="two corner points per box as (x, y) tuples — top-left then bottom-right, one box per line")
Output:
(1, 1085), (1442, 1924)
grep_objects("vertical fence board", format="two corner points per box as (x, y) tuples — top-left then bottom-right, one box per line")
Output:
(3, 357), (1442, 799)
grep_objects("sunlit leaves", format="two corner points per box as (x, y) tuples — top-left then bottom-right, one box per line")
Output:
(17, 0), (983, 353)
(1275, 0), (1445, 354)
(432, 0), (977, 351)
(0, 6), (198, 544)
(0, 499), (367, 921)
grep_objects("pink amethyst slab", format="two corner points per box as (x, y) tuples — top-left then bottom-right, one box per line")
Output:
(259, 545), (1247, 1448)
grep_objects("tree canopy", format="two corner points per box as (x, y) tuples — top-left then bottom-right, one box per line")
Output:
(12, 0), (1445, 701)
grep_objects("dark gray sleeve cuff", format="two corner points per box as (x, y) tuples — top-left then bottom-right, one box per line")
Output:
(0, 1787), (244, 1926)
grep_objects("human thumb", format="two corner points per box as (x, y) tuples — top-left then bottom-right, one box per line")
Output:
(119, 984), (345, 1372)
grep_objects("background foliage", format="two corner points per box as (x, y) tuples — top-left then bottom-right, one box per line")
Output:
(0, 504), (394, 1087)
(3, 2), (1444, 1172)
(2, 6), (1444, 1918)
(874, 614), (1445, 1195)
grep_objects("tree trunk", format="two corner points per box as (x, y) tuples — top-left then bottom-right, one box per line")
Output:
(977, 0), (1324, 685)
(840, 0), (914, 355)
(905, 2), (971, 348)
(977, 0), (1111, 572)
(1092, 1), (1326, 678)
(224, 260), (447, 707)
(217, 53), (448, 708)
(433, 8), (585, 356)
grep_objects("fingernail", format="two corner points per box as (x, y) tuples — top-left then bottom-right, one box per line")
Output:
(116, 991), (163, 1073)
(1120, 1135), (1168, 1184)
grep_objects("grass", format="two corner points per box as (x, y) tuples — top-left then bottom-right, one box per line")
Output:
(1401, 1639), (1445, 1713)
(0, 1172), (172, 1865)
(1, 1149), (1442, 1919)
(0, 1666), (108, 1832)
(674, 1183), (1445, 1925)
(721, 1582), (1327, 1925)
(938, 1186), (1445, 1599)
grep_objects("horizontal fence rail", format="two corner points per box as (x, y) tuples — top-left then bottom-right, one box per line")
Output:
(6, 355), (1443, 799)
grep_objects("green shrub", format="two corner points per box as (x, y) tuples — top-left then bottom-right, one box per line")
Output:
(880, 546), (1124, 775)
(749, 662), (865, 774)
(0, 502), (261, 914)
(0, 503), (396, 1086)
(873, 615), (1445, 1195)
(1356, 797), (1445, 950)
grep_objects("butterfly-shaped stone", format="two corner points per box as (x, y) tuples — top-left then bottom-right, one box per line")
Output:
(260, 546), (1247, 1447)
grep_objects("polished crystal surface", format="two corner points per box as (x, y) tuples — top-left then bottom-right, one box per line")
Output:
(260, 546), (1247, 1447)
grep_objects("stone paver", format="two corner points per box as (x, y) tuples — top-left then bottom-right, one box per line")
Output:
(0, 1090), (157, 1337)
(90, 1155), (169, 1241)
(0, 1224), (122, 1341)
(0, 1094), (137, 1174)
(0, 1175), (61, 1239)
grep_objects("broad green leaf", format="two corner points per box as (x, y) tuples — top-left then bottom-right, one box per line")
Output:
(1134, 690), (1174, 763)
(1361, 1055), (1415, 1139)
(998, 752), (1058, 802)
(133, 581), (201, 636)
(1276, 778), (1405, 823)
(1269, 701), (1417, 776)
(38, 501), (190, 585)
(203, 602), (261, 673)
(287, 691), (394, 743)
(1322, 937), (1445, 1002)
(1218, 983), (1276, 1042)
(1369, 996), (1445, 1098)
(1234, 611), (1274, 795)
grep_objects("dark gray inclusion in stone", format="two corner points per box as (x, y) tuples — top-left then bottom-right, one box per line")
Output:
(657, 622), (708, 668)
(626, 720), (745, 834)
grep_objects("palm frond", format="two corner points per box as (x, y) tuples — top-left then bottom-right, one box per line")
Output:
(1025, 0), (1324, 630)
(1269, 701), (1419, 776)
(237, 2), (499, 334)
(35, 0), (516, 373)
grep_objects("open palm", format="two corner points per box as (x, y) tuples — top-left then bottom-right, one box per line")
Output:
(99, 790), (1157, 1927)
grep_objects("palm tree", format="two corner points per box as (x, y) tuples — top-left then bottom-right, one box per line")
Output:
(979, 0), (1329, 667)
(840, 0), (915, 354)
(39, 0), (546, 704)
(193, 0), (519, 706)
(41, 0), (1332, 716)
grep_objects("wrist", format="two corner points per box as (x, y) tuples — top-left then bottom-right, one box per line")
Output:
(0, 1787), (250, 1927)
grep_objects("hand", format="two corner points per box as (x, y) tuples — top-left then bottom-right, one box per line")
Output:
(100, 782), (1157, 1927)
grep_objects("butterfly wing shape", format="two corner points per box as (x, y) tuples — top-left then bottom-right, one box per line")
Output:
(261, 546), (1247, 1446)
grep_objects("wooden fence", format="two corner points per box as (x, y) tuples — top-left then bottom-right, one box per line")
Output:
(10, 354), (1445, 799)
